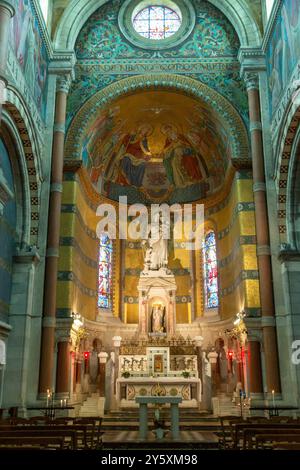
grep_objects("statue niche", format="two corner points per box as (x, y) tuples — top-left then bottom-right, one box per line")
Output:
(150, 304), (166, 334)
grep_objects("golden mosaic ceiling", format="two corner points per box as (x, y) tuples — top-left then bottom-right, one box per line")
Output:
(82, 90), (231, 203)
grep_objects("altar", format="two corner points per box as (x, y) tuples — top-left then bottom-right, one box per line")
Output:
(116, 340), (202, 408)
(115, 216), (202, 409)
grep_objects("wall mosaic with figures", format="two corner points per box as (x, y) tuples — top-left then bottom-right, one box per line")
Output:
(266, 0), (300, 119)
(67, 0), (248, 128)
(8, 0), (49, 122)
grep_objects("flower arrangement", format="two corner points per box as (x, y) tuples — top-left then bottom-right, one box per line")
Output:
(121, 371), (130, 378)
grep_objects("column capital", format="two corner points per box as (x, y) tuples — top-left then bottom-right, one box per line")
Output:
(56, 74), (72, 94)
(244, 72), (259, 92)
(238, 47), (266, 79)
(13, 245), (40, 265)
(98, 351), (109, 364)
(0, 1), (15, 17)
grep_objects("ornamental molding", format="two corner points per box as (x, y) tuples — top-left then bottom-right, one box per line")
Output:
(48, 51), (76, 79)
(238, 47), (266, 79)
(0, 1), (15, 17)
(13, 246), (40, 265)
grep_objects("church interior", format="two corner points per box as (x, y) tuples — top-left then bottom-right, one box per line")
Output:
(1, 0), (300, 451)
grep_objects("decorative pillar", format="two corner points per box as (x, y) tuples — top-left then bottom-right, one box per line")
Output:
(208, 351), (218, 395)
(55, 339), (71, 397)
(0, 1), (14, 122)
(112, 336), (121, 394)
(76, 360), (82, 386)
(98, 352), (108, 397)
(38, 74), (72, 395)
(244, 72), (281, 394)
(247, 338), (263, 396)
(194, 336), (204, 382)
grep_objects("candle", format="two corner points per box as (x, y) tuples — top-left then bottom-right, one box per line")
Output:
(60, 400), (63, 408)
(272, 390), (275, 409)
(64, 399), (67, 407)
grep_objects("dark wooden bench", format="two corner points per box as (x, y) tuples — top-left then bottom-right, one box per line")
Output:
(233, 422), (300, 449)
(255, 433), (300, 450)
(0, 428), (78, 450)
(241, 425), (300, 449)
(0, 436), (65, 449)
(74, 417), (103, 449)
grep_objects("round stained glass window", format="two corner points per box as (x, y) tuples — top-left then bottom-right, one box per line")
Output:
(132, 5), (182, 40)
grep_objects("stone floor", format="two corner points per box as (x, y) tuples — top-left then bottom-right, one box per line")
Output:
(102, 430), (219, 449)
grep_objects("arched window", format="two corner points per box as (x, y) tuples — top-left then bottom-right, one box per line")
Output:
(203, 230), (219, 309)
(98, 234), (113, 309)
(132, 5), (181, 40)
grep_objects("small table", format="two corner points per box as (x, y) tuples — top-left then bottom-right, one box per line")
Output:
(135, 396), (182, 440)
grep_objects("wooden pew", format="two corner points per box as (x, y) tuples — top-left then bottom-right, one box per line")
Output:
(233, 422), (300, 449)
(0, 436), (65, 450)
(255, 433), (300, 450)
(74, 417), (103, 449)
(219, 416), (243, 449)
(242, 426), (300, 449)
(0, 428), (78, 450)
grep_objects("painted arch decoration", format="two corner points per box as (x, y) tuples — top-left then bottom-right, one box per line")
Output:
(65, 74), (250, 204)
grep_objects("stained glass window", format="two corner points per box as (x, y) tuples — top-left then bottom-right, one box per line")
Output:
(203, 231), (219, 309)
(98, 234), (113, 309)
(133, 6), (181, 40)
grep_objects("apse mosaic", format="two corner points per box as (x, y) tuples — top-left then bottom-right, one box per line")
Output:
(68, 0), (248, 127)
(98, 234), (113, 309)
(9, 0), (49, 121)
(81, 91), (230, 204)
(203, 230), (219, 309)
(267, 0), (300, 116)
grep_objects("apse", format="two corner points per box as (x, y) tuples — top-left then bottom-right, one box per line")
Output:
(80, 90), (230, 204)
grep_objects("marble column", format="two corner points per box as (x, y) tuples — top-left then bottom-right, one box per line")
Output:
(55, 339), (71, 396)
(38, 75), (72, 395)
(112, 336), (122, 394)
(0, 1), (14, 122)
(98, 352), (108, 397)
(208, 351), (218, 395)
(247, 339), (263, 396)
(245, 72), (281, 394)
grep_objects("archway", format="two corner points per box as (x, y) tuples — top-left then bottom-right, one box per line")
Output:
(54, 0), (262, 49)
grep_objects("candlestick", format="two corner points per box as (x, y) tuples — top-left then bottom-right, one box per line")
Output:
(272, 390), (275, 409)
